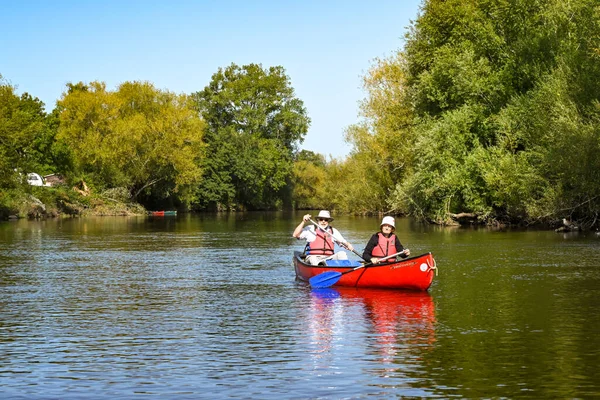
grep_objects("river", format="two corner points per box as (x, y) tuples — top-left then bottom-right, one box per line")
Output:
(1, 212), (599, 399)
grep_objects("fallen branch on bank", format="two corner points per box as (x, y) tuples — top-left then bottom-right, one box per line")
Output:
(448, 212), (479, 224)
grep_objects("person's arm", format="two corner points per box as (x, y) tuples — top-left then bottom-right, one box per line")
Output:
(362, 234), (378, 262)
(293, 214), (311, 238)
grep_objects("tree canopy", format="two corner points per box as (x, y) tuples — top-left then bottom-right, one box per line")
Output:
(337, 0), (600, 227)
(193, 63), (310, 210)
(57, 81), (205, 206)
(0, 75), (60, 188)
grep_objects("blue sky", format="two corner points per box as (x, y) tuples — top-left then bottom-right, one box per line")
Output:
(1, 0), (422, 159)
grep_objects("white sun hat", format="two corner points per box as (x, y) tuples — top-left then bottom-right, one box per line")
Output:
(317, 210), (333, 221)
(380, 216), (395, 229)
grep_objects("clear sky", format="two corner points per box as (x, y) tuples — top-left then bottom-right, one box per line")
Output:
(1, 0), (422, 159)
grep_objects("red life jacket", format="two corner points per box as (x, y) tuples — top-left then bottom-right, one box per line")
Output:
(371, 232), (398, 261)
(306, 226), (335, 255)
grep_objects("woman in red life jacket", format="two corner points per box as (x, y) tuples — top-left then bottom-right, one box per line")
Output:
(292, 210), (355, 265)
(362, 216), (410, 264)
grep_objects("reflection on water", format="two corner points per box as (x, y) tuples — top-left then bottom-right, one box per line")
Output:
(306, 288), (436, 380)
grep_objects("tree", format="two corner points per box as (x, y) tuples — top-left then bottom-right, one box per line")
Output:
(57, 81), (205, 206)
(0, 75), (55, 187)
(291, 150), (327, 209)
(390, 0), (600, 226)
(337, 0), (600, 227)
(341, 53), (415, 214)
(193, 63), (310, 210)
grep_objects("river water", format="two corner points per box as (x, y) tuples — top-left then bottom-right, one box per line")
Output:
(1, 212), (599, 399)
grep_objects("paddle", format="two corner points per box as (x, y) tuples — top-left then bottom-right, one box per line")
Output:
(308, 218), (365, 260)
(309, 249), (408, 289)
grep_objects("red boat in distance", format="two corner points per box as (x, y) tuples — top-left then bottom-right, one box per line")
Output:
(149, 211), (177, 216)
(294, 251), (437, 291)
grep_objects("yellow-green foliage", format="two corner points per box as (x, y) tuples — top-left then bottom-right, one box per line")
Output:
(335, 52), (413, 215)
(57, 81), (206, 205)
(292, 53), (415, 215)
(292, 159), (327, 209)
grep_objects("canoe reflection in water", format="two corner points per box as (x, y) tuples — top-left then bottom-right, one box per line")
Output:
(305, 287), (436, 373)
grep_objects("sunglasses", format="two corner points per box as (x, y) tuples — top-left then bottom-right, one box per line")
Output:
(318, 218), (329, 222)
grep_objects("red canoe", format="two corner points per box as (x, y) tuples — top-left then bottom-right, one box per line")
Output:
(293, 251), (437, 291)
(149, 211), (177, 216)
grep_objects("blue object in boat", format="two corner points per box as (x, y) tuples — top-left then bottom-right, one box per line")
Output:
(325, 259), (362, 267)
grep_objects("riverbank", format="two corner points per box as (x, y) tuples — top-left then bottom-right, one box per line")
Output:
(2, 186), (593, 234)
(0, 186), (146, 220)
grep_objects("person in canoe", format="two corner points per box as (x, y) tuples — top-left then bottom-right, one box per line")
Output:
(362, 216), (410, 264)
(293, 210), (355, 265)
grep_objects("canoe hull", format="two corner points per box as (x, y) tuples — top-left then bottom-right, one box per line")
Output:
(149, 211), (177, 216)
(293, 251), (436, 291)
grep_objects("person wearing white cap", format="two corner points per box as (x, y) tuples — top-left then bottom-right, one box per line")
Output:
(362, 216), (410, 264)
(293, 210), (355, 265)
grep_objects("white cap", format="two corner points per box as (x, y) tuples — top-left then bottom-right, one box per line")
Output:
(317, 210), (333, 221)
(380, 216), (395, 229)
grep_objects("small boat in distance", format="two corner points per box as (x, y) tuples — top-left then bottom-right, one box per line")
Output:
(149, 211), (177, 216)
(293, 251), (437, 291)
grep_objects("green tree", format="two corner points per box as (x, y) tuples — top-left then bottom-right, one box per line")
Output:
(0, 75), (57, 187)
(338, 0), (600, 227)
(390, 0), (600, 226)
(57, 81), (205, 207)
(193, 63), (310, 210)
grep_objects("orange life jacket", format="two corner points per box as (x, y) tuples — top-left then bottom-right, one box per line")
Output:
(306, 226), (335, 255)
(371, 232), (398, 260)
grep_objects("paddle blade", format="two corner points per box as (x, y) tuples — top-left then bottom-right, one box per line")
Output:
(309, 271), (342, 289)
